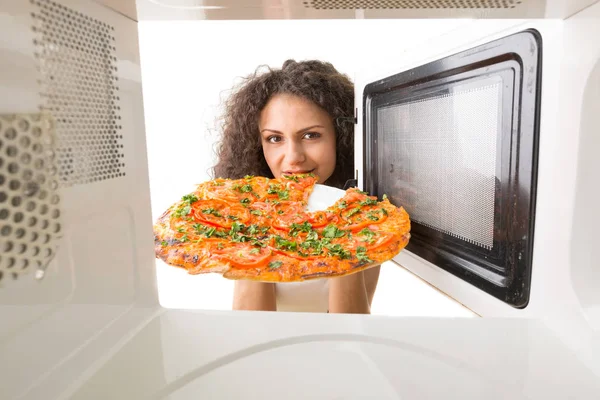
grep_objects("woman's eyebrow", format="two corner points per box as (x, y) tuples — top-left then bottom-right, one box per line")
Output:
(260, 125), (325, 135)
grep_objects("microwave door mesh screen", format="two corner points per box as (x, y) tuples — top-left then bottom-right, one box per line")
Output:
(377, 83), (501, 250)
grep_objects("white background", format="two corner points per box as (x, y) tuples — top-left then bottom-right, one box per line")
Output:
(138, 19), (475, 317)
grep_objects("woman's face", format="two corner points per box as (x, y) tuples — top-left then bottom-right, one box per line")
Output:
(259, 93), (336, 184)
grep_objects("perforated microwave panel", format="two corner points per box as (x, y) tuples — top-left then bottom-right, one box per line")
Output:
(31, 0), (125, 188)
(376, 84), (499, 250)
(303, 0), (524, 9)
(0, 113), (62, 284)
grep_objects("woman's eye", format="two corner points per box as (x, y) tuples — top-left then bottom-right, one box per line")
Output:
(266, 135), (282, 143)
(303, 132), (321, 140)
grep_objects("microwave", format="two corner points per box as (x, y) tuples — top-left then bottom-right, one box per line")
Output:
(354, 15), (599, 321)
(1, 0), (599, 398)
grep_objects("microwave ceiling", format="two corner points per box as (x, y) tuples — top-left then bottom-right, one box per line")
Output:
(97, 0), (600, 21)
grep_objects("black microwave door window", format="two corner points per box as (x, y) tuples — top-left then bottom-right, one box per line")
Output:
(363, 30), (541, 308)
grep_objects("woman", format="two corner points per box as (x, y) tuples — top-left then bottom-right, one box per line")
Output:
(212, 59), (380, 314)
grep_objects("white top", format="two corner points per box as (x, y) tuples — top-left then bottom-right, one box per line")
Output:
(275, 279), (330, 313)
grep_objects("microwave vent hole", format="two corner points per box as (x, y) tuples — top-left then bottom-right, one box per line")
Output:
(303, 0), (524, 9)
(0, 113), (62, 284)
(30, 0), (126, 188)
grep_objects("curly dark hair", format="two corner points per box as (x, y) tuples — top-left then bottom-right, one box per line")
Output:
(211, 59), (355, 189)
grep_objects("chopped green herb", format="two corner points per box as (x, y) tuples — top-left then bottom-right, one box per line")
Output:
(345, 208), (361, 218)
(247, 224), (259, 235)
(282, 175), (300, 182)
(174, 205), (192, 218)
(193, 224), (227, 238)
(267, 184), (289, 200)
(289, 221), (313, 237)
(202, 208), (222, 217)
(244, 175), (254, 180)
(356, 246), (372, 263)
(359, 198), (378, 206)
(366, 212), (380, 221)
(203, 226), (216, 237)
(277, 210), (285, 215)
(250, 209), (263, 216)
(267, 184), (282, 194)
(240, 198), (251, 205)
(230, 233), (252, 243)
(217, 243), (224, 250)
(381, 208), (388, 216)
(325, 243), (351, 259)
(337, 201), (348, 209)
(227, 215), (240, 221)
(382, 194), (388, 200)
(358, 228), (376, 243)
(323, 224), (346, 238)
(320, 237), (332, 245)
(301, 237), (325, 256)
(290, 222), (312, 233)
(250, 248), (260, 255)
(182, 194), (199, 204)
(277, 190), (289, 200)
(230, 222), (245, 234)
(274, 236), (297, 251)
(161, 241), (168, 247)
(306, 231), (318, 241)
(234, 183), (253, 193)
(269, 261), (282, 269)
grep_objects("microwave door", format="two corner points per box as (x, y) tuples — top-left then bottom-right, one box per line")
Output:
(358, 29), (542, 310)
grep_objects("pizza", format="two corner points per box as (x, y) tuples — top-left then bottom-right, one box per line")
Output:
(153, 174), (411, 282)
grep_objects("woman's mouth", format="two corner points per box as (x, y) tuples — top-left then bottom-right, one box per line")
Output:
(283, 169), (315, 175)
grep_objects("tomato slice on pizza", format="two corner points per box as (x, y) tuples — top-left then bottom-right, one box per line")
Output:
(213, 244), (271, 269)
(192, 199), (250, 228)
(352, 228), (396, 251)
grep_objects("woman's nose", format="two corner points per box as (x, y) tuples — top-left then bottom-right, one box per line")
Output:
(284, 141), (306, 165)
